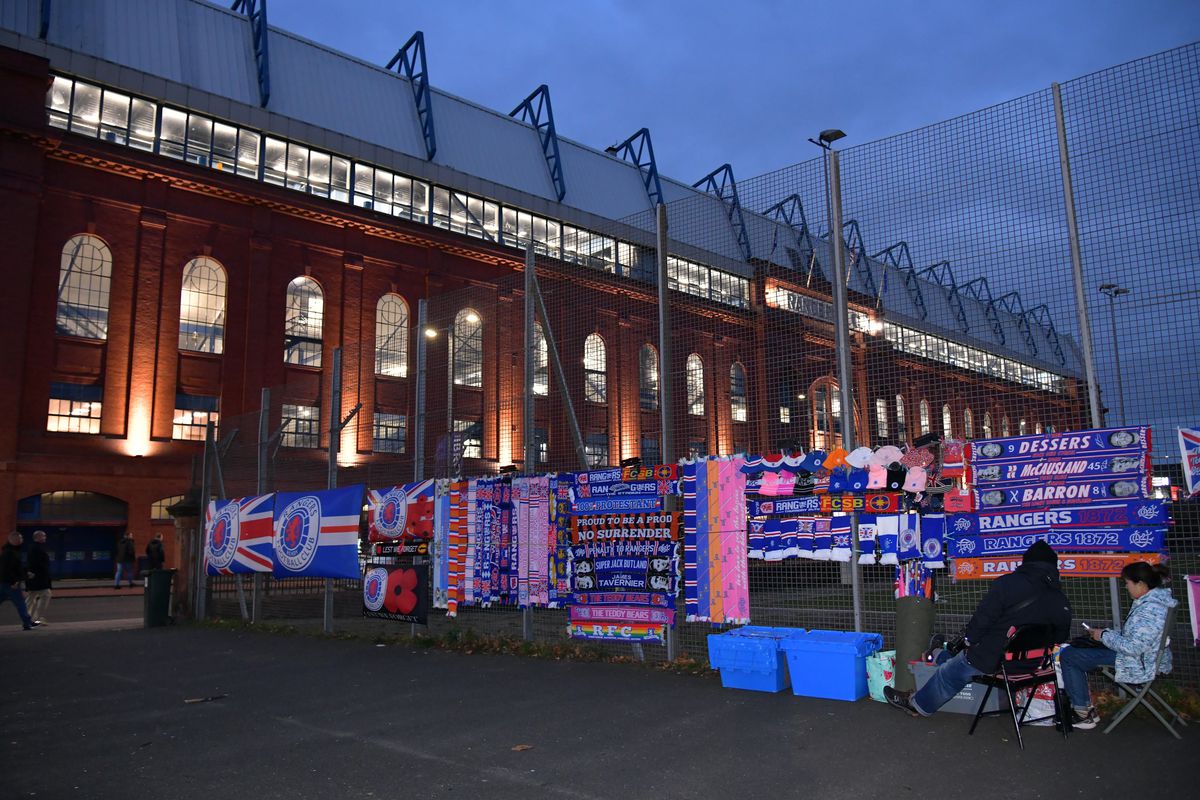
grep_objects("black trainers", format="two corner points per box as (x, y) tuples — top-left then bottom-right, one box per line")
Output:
(23, 621), (41, 630)
(1070, 707), (1100, 730)
(884, 686), (921, 717)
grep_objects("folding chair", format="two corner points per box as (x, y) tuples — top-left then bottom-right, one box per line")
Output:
(1100, 605), (1188, 739)
(968, 624), (1069, 750)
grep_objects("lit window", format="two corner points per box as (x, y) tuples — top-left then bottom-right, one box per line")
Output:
(942, 404), (953, 439)
(432, 187), (499, 241)
(919, 400), (931, 436)
(375, 294), (409, 378)
(811, 379), (844, 451)
(151, 495), (185, 522)
(639, 344), (659, 411)
(533, 324), (548, 396)
(281, 404), (320, 448)
(964, 408), (974, 438)
(1035, 421), (1043, 435)
(284, 277), (323, 367)
(686, 354), (705, 417)
(1001, 416), (1011, 437)
(352, 164), (430, 223)
(453, 419), (482, 460)
(730, 363), (748, 423)
(1019, 418), (1028, 435)
(56, 235), (112, 340)
(47, 382), (102, 434)
(876, 398), (889, 439)
(373, 412), (407, 453)
(982, 412), (993, 438)
(895, 395), (907, 441)
(533, 428), (549, 464)
(584, 334), (607, 403)
(452, 309), (483, 388)
(585, 432), (609, 467)
(179, 257), (227, 354)
(46, 76), (156, 151)
(173, 394), (219, 441)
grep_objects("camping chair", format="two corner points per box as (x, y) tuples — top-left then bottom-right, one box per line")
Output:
(1100, 605), (1188, 739)
(968, 624), (1069, 750)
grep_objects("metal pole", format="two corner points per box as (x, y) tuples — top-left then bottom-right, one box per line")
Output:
(655, 202), (678, 661)
(447, 324), (455, 477)
(531, 274), (589, 470)
(1107, 296), (1126, 425)
(196, 421), (213, 621)
(825, 147), (862, 633)
(324, 348), (342, 634)
(522, 247), (536, 642)
(253, 388), (268, 624)
(414, 299), (429, 482)
(1053, 82), (1120, 627)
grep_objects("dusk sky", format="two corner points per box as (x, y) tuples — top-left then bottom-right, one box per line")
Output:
(269, 0), (1200, 183)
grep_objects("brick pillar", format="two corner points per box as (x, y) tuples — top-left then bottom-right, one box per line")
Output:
(340, 254), (365, 461)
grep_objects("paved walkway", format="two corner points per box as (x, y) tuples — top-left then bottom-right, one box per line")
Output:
(3, 624), (1192, 799)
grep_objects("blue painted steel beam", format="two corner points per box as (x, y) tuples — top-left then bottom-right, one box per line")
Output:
(609, 128), (664, 208)
(871, 241), (929, 320)
(1024, 304), (1066, 365)
(995, 291), (1037, 354)
(840, 220), (878, 299)
(231, 0), (271, 108)
(764, 194), (823, 279)
(693, 164), (753, 262)
(38, 0), (50, 38)
(917, 261), (969, 332)
(959, 277), (1006, 344)
(387, 32), (437, 161)
(510, 85), (566, 202)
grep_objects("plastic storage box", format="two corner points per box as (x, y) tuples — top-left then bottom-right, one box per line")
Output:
(909, 660), (1008, 715)
(779, 630), (884, 701)
(707, 626), (806, 692)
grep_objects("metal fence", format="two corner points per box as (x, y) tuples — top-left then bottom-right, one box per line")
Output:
(201, 43), (1199, 687)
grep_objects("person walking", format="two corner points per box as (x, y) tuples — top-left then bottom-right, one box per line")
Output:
(1, 531), (39, 630)
(146, 532), (166, 571)
(25, 530), (52, 624)
(114, 531), (137, 589)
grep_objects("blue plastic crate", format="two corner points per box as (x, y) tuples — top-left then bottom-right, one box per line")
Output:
(779, 630), (884, 701)
(707, 627), (806, 693)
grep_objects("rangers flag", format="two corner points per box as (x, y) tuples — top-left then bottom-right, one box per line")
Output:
(1179, 427), (1200, 498)
(205, 494), (275, 575)
(272, 485), (364, 579)
(368, 480), (436, 542)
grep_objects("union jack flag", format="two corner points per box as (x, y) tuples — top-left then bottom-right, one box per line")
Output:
(272, 485), (364, 579)
(367, 480), (435, 542)
(1179, 427), (1200, 498)
(205, 494), (275, 575)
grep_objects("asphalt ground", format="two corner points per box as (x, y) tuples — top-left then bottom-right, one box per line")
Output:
(0, 617), (1193, 800)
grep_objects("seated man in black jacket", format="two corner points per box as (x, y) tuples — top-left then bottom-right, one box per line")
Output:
(885, 540), (1072, 716)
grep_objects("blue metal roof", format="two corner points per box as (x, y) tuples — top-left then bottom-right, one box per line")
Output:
(0, 0), (1081, 378)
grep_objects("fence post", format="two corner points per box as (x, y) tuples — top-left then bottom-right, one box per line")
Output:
(253, 387), (269, 624)
(325, 348), (341, 634)
(824, 145), (863, 633)
(414, 299), (428, 483)
(196, 421), (213, 621)
(522, 247), (536, 642)
(1052, 82), (1122, 628)
(656, 202), (679, 661)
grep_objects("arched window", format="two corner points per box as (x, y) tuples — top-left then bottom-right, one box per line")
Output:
(811, 378), (844, 451)
(639, 344), (658, 411)
(1045, 423), (1055, 434)
(583, 334), (607, 403)
(964, 408), (974, 439)
(56, 234), (112, 340)
(919, 399), (931, 436)
(982, 412), (993, 439)
(284, 277), (323, 366)
(178, 257), (226, 354)
(875, 398), (889, 439)
(1019, 418), (1028, 435)
(895, 395), (907, 441)
(452, 308), (483, 387)
(942, 404), (953, 439)
(730, 363), (748, 423)
(533, 323), (548, 396)
(1035, 421), (1043, 435)
(1001, 415), (1011, 437)
(686, 354), (705, 416)
(375, 294), (409, 377)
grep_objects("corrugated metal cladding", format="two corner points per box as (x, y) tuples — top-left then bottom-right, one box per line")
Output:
(0, 0), (1078, 375)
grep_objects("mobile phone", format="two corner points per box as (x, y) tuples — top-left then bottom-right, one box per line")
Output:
(1081, 622), (1091, 631)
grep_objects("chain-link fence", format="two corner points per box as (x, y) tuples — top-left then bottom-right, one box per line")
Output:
(199, 43), (1198, 688)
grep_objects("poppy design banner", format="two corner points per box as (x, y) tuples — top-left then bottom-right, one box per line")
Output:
(954, 552), (1163, 580)
(363, 563), (430, 624)
(367, 480), (435, 542)
(969, 426), (1150, 463)
(205, 494), (275, 575)
(272, 485), (364, 579)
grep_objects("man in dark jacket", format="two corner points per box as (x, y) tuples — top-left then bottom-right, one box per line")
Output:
(885, 540), (1072, 716)
(26, 530), (52, 624)
(114, 531), (137, 589)
(146, 533), (166, 571)
(1, 531), (39, 630)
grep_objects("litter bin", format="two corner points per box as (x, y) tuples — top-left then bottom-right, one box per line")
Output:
(144, 569), (175, 627)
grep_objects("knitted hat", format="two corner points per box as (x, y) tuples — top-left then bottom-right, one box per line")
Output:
(1022, 540), (1058, 565)
(798, 450), (826, 473)
(867, 464), (888, 489)
(824, 446), (850, 470)
(847, 468), (869, 493)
